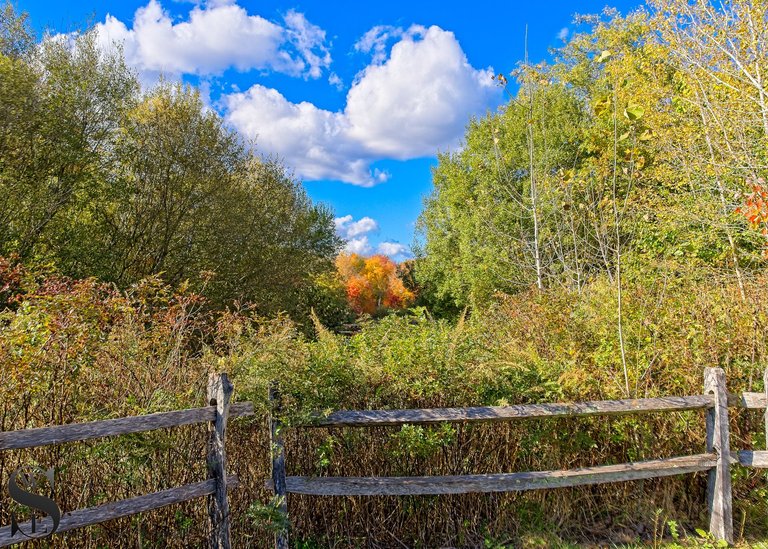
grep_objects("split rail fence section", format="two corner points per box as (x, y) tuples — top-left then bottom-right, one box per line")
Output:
(0, 373), (253, 549)
(268, 367), (768, 548)
(2, 367), (767, 548)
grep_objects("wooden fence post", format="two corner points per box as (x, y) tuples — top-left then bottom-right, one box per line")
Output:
(704, 367), (733, 544)
(269, 383), (289, 549)
(207, 373), (233, 549)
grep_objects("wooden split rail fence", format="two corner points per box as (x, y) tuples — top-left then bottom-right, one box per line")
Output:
(2, 367), (768, 547)
(0, 373), (254, 549)
(267, 368), (768, 548)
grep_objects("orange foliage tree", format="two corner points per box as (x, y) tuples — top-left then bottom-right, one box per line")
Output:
(335, 253), (415, 315)
(736, 178), (768, 257)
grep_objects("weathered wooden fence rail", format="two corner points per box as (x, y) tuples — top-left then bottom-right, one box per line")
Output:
(0, 372), (253, 548)
(4, 367), (768, 547)
(267, 367), (768, 547)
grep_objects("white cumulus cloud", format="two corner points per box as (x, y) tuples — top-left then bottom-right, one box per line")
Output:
(328, 72), (343, 90)
(344, 25), (496, 159)
(92, 0), (330, 81)
(334, 215), (380, 255)
(345, 236), (373, 255)
(224, 25), (499, 185)
(377, 241), (410, 258)
(224, 85), (378, 184)
(354, 25), (407, 65)
(283, 9), (331, 79)
(334, 215), (379, 239)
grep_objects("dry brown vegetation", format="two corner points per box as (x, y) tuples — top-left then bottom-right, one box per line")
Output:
(2, 261), (768, 547)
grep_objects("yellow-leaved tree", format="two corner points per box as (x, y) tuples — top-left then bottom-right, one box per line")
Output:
(335, 253), (415, 315)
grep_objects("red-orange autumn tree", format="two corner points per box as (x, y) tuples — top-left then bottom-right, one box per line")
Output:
(736, 178), (768, 257)
(335, 253), (415, 315)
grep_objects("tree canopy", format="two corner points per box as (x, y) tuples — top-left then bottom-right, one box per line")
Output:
(0, 4), (339, 317)
(416, 1), (768, 309)
(335, 253), (414, 315)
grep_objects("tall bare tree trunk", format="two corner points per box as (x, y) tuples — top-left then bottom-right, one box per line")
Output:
(612, 86), (630, 397)
(525, 27), (544, 290)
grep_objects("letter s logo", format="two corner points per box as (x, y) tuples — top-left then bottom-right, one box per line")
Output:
(8, 466), (61, 539)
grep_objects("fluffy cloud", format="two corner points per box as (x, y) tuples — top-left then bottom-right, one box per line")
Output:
(377, 241), (410, 258)
(86, 5), (499, 186)
(344, 25), (497, 159)
(334, 215), (378, 239)
(328, 72), (343, 90)
(354, 25), (406, 65)
(345, 236), (372, 255)
(93, 1), (330, 80)
(283, 10), (331, 79)
(334, 217), (410, 258)
(334, 215), (379, 254)
(225, 25), (499, 185)
(225, 85), (377, 184)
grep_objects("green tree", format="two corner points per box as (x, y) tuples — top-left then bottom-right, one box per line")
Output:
(416, 81), (585, 306)
(0, 20), (138, 262)
(417, 5), (768, 311)
(0, 6), (340, 318)
(82, 82), (340, 314)
(0, 1), (33, 58)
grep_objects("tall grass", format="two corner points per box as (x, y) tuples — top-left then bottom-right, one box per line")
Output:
(1, 259), (767, 547)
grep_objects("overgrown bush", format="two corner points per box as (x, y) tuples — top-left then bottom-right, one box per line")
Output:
(3, 259), (767, 547)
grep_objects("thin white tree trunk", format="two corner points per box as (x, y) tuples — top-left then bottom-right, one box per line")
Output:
(525, 27), (544, 290)
(611, 87), (630, 397)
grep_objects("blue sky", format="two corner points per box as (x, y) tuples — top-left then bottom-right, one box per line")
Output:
(20, 0), (641, 259)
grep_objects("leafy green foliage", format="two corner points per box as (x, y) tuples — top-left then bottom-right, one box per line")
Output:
(0, 5), (339, 320)
(417, 82), (586, 305)
(4, 0), (768, 546)
(2, 256), (768, 545)
(417, 5), (768, 310)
